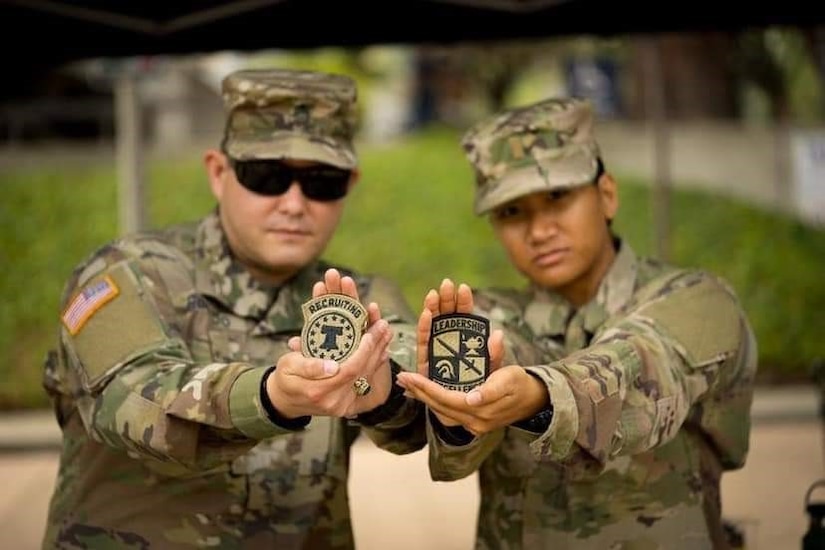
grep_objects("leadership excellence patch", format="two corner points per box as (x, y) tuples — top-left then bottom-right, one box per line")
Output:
(428, 312), (490, 392)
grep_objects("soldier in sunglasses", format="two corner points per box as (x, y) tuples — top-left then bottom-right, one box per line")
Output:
(42, 68), (424, 548)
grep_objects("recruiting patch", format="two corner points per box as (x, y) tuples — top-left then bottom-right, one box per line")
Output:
(61, 275), (120, 335)
(428, 313), (490, 392)
(301, 294), (368, 362)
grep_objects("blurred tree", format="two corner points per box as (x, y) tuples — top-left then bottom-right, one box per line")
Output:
(735, 30), (794, 120)
(622, 28), (825, 123)
(408, 40), (560, 128)
(627, 31), (740, 120)
(735, 27), (825, 123)
(804, 27), (825, 111)
(404, 29), (824, 128)
(461, 40), (557, 112)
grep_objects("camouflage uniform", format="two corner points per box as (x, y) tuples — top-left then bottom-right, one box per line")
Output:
(42, 69), (424, 549)
(427, 98), (758, 549)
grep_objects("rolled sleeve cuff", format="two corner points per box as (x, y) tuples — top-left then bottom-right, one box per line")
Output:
(428, 410), (475, 446)
(426, 415), (481, 450)
(524, 365), (579, 461)
(229, 367), (296, 439)
(426, 418), (504, 481)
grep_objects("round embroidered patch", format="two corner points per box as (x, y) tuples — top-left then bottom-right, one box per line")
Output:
(301, 294), (367, 362)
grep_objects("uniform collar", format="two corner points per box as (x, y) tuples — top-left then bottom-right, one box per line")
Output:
(192, 210), (324, 334)
(524, 239), (639, 337)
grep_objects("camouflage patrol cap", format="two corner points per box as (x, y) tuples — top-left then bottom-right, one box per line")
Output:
(461, 97), (601, 215)
(221, 68), (358, 169)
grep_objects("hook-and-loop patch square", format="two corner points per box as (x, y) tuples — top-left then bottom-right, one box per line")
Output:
(62, 275), (120, 335)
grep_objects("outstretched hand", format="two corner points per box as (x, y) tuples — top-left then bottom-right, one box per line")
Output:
(265, 268), (395, 419)
(396, 278), (548, 436)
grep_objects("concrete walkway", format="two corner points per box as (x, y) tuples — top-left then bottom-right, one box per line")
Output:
(2, 385), (822, 549)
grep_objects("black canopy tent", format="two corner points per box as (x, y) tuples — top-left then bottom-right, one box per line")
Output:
(2, 0), (821, 66)
(2, 0), (823, 255)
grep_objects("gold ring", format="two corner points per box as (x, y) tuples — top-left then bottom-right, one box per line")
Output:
(353, 377), (371, 397)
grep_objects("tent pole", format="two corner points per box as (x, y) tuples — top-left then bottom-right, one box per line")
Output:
(642, 33), (671, 262)
(115, 70), (146, 236)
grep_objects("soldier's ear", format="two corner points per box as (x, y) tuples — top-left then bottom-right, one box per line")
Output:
(598, 172), (618, 221)
(204, 149), (230, 201)
(346, 168), (360, 193)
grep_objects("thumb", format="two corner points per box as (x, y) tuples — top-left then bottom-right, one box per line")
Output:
(280, 353), (340, 380)
(466, 367), (509, 407)
(466, 389), (484, 406)
(310, 359), (340, 379)
(488, 329), (505, 373)
(416, 305), (434, 377)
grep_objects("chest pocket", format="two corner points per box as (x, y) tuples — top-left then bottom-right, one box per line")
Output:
(206, 312), (288, 364)
(232, 416), (335, 477)
(229, 417), (340, 522)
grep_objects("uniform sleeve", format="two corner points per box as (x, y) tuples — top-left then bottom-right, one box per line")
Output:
(426, 415), (505, 481)
(56, 246), (294, 473)
(524, 271), (757, 469)
(354, 275), (427, 455)
(423, 294), (547, 481)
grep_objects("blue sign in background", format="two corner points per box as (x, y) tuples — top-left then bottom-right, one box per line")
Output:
(564, 57), (621, 117)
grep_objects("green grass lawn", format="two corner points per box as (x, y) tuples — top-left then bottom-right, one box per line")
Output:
(1, 127), (823, 409)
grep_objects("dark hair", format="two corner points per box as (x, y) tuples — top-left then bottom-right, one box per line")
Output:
(593, 157), (615, 229)
(593, 157), (605, 185)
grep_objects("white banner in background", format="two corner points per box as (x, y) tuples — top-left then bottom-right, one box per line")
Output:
(792, 130), (825, 227)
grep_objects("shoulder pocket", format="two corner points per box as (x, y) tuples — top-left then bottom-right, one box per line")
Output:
(63, 262), (172, 392)
(639, 275), (741, 367)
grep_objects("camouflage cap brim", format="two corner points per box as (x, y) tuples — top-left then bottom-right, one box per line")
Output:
(226, 134), (357, 169)
(474, 148), (598, 215)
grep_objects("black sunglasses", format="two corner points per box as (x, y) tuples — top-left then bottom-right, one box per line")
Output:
(229, 158), (351, 202)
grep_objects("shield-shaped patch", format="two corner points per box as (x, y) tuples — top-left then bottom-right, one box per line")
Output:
(428, 313), (490, 392)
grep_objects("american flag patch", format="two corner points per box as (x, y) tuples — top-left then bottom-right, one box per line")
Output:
(62, 276), (120, 335)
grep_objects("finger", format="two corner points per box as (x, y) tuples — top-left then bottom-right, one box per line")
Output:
(348, 331), (377, 373)
(396, 372), (469, 411)
(339, 320), (388, 379)
(488, 329), (505, 373)
(288, 336), (302, 353)
(416, 390), (473, 427)
(364, 320), (392, 378)
(341, 275), (360, 300)
(278, 353), (340, 380)
(312, 280), (327, 299)
(397, 373), (483, 428)
(367, 302), (382, 326)
(466, 389), (484, 407)
(397, 375), (461, 424)
(438, 278), (456, 313)
(423, 288), (440, 316)
(396, 371), (434, 398)
(467, 367), (542, 430)
(456, 283), (475, 313)
(466, 367), (514, 408)
(416, 307), (434, 377)
(395, 371), (418, 391)
(340, 322), (392, 415)
(324, 268), (342, 294)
